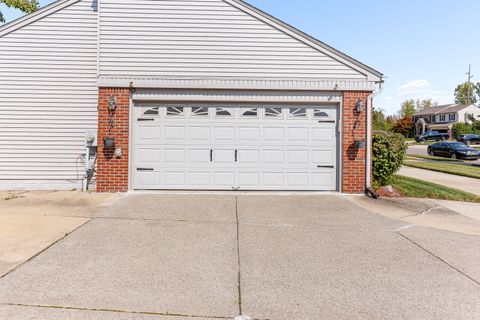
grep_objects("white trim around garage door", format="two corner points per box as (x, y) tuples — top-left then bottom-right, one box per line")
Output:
(128, 89), (342, 191)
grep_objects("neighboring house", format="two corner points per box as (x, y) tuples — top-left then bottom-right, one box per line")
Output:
(413, 104), (480, 136)
(0, 0), (382, 194)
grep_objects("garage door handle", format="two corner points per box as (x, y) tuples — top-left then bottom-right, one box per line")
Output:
(318, 120), (335, 123)
(317, 165), (335, 168)
(235, 150), (238, 162)
(137, 168), (154, 171)
(210, 149), (213, 162)
(137, 118), (154, 121)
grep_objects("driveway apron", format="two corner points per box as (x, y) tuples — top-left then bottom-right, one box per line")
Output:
(0, 194), (480, 320)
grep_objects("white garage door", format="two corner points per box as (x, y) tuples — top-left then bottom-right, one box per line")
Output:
(132, 104), (338, 191)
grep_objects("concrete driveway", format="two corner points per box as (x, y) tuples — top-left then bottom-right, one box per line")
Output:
(1, 193), (480, 319)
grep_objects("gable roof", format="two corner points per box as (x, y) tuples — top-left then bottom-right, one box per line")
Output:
(1, 0), (382, 82)
(227, 0), (383, 80)
(0, 0), (81, 36)
(414, 104), (474, 116)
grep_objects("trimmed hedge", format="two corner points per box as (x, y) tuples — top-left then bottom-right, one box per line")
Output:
(372, 131), (407, 186)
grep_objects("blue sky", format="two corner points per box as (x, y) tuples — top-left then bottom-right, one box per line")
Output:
(1, 0), (479, 115)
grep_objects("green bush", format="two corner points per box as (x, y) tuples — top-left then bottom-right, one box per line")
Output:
(452, 123), (474, 139)
(372, 131), (407, 186)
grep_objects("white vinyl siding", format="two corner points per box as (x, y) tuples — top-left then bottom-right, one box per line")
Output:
(0, 0), (98, 187)
(98, 0), (367, 80)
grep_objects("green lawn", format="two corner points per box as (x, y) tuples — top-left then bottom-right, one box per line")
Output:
(403, 160), (480, 179)
(391, 175), (480, 203)
(406, 154), (462, 162)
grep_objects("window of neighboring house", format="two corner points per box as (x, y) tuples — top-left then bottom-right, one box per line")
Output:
(439, 114), (446, 122)
(449, 114), (456, 121)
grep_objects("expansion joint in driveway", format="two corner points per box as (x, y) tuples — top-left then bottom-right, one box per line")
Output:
(235, 196), (244, 316)
(0, 303), (231, 319)
(397, 232), (480, 287)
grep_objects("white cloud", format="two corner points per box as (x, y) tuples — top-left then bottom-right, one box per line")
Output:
(397, 79), (432, 96)
(376, 79), (455, 116)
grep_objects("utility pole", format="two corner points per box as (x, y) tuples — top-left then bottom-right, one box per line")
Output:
(466, 64), (474, 104)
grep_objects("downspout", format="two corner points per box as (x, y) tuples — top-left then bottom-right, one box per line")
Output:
(365, 80), (384, 192)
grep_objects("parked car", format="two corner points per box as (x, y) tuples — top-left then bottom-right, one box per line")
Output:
(427, 142), (480, 160)
(457, 134), (480, 146)
(415, 131), (449, 142)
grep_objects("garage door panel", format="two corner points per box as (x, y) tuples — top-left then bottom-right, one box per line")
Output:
(214, 127), (235, 140)
(163, 171), (186, 186)
(312, 150), (335, 165)
(287, 127), (309, 141)
(239, 127), (261, 140)
(264, 127), (285, 141)
(287, 150), (309, 164)
(189, 126), (211, 140)
(133, 104), (338, 191)
(139, 126), (161, 140)
(164, 126), (186, 140)
(188, 171), (211, 186)
(213, 172), (235, 186)
(163, 149), (186, 162)
(137, 148), (161, 163)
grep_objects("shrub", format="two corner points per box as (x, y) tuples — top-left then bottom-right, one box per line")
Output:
(372, 131), (407, 186)
(452, 123), (474, 139)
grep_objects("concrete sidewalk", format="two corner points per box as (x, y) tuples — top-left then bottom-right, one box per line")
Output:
(398, 166), (480, 195)
(1, 193), (480, 319)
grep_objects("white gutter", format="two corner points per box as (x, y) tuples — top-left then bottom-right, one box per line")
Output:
(366, 80), (384, 190)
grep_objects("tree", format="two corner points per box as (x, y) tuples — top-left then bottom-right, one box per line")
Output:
(372, 107), (391, 131)
(391, 116), (414, 138)
(399, 99), (416, 118)
(454, 82), (480, 105)
(0, 0), (38, 23)
(415, 98), (437, 110)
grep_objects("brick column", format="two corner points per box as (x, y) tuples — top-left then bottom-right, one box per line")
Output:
(342, 91), (372, 193)
(97, 87), (130, 192)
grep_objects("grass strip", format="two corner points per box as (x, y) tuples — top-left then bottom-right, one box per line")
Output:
(391, 175), (480, 203)
(406, 154), (462, 162)
(403, 160), (480, 179)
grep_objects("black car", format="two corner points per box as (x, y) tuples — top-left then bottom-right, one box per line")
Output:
(427, 142), (480, 160)
(457, 134), (480, 146)
(415, 131), (449, 142)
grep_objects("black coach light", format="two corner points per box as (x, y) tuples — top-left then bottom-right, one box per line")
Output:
(108, 95), (117, 111)
(355, 98), (364, 113)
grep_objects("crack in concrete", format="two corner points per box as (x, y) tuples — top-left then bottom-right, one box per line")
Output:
(397, 232), (480, 287)
(0, 303), (231, 319)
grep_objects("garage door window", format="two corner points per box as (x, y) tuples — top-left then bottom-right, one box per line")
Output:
(215, 107), (233, 117)
(166, 106), (184, 116)
(289, 107), (307, 118)
(241, 108), (258, 117)
(143, 107), (159, 115)
(191, 106), (209, 117)
(265, 107), (283, 118)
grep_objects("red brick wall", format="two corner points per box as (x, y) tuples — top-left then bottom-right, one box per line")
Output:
(95, 88), (372, 193)
(342, 91), (372, 193)
(97, 87), (130, 192)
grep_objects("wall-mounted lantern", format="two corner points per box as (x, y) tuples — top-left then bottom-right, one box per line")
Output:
(103, 137), (115, 148)
(355, 98), (364, 113)
(108, 95), (117, 111)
